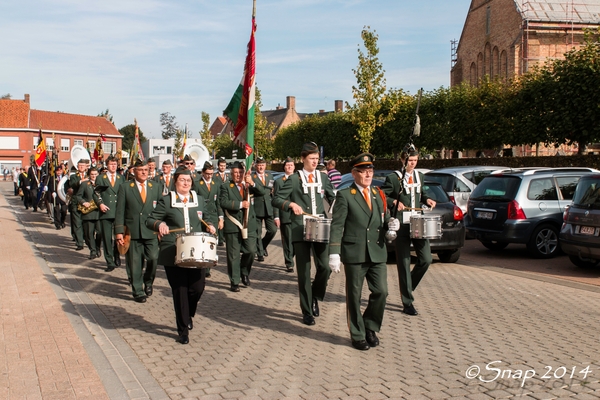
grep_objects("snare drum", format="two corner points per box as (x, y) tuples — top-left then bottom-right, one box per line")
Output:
(304, 217), (332, 243)
(409, 215), (442, 240)
(175, 232), (218, 268)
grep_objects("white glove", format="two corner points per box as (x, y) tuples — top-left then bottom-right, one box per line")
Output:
(52, 192), (57, 199)
(388, 217), (400, 231)
(329, 254), (341, 274)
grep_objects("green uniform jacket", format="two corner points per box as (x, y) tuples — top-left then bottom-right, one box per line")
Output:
(94, 172), (125, 220)
(75, 180), (101, 221)
(196, 177), (223, 225)
(329, 183), (390, 264)
(214, 171), (229, 184)
(114, 180), (163, 240)
(251, 172), (274, 218)
(273, 176), (292, 224)
(381, 170), (431, 210)
(272, 171), (335, 243)
(219, 180), (266, 236)
(145, 192), (210, 266)
(68, 172), (84, 199)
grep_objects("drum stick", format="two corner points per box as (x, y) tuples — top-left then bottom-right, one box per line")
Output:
(302, 211), (323, 219)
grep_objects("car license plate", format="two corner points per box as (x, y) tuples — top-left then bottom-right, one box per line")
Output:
(477, 211), (493, 220)
(580, 226), (595, 235)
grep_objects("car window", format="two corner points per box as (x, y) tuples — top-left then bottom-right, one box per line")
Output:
(454, 178), (471, 193)
(473, 170), (496, 185)
(527, 178), (558, 200)
(470, 176), (521, 200)
(573, 177), (600, 208)
(422, 184), (450, 203)
(462, 172), (474, 184)
(424, 173), (454, 192)
(556, 176), (579, 200)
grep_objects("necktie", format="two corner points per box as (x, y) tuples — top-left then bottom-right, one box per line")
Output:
(206, 181), (211, 191)
(408, 175), (413, 184)
(363, 188), (372, 210)
(165, 176), (170, 187)
(261, 175), (265, 185)
(140, 183), (146, 203)
(308, 173), (314, 183)
(182, 197), (187, 204)
(239, 184), (244, 198)
(110, 174), (115, 187)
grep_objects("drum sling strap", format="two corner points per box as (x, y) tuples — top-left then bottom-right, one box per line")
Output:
(170, 191), (199, 233)
(299, 170), (322, 216)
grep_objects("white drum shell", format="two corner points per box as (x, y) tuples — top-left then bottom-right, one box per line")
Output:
(409, 215), (442, 240)
(175, 232), (218, 268)
(304, 218), (332, 243)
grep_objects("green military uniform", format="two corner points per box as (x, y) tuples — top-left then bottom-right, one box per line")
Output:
(75, 179), (102, 258)
(272, 169), (335, 319)
(219, 176), (266, 288)
(197, 173), (222, 275)
(330, 176), (390, 343)
(146, 190), (211, 339)
(252, 168), (277, 258)
(69, 171), (85, 248)
(115, 178), (163, 300)
(273, 175), (294, 270)
(214, 170), (229, 245)
(382, 168), (432, 308)
(95, 170), (125, 269)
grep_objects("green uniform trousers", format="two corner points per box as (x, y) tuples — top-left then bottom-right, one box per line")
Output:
(83, 220), (101, 255)
(292, 241), (331, 316)
(225, 232), (256, 286)
(281, 222), (294, 268)
(256, 216), (277, 257)
(70, 205), (84, 247)
(344, 262), (388, 341)
(126, 238), (159, 299)
(395, 225), (432, 306)
(99, 219), (117, 268)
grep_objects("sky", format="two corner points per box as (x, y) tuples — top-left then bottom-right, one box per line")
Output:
(1, 0), (471, 140)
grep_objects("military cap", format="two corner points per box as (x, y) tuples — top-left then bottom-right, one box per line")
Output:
(182, 154), (192, 162)
(133, 159), (147, 168)
(231, 161), (245, 170)
(105, 155), (117, 163)
(301, 142), (319, 154)
(218, 156), (227, 162)
(317, 163), (326, 171)
(255, 156), (266, 164)
(284, 156), (294, 164)
(202, 161), (214, 171)
(162, 159), (173, 166)
(173, 166), (191, 177)
(350, 153), (375, 169)
(147, 158), (156, 164)
(77, 158), (90, 164)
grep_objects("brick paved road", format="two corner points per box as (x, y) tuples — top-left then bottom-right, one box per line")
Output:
(3, 184), (600, 399)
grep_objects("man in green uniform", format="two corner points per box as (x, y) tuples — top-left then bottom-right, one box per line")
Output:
(329, 153), (399, 351)
(95, 155), (126, 271)
(272, 142), (336, 326)
(213, 157), (229, 246)
(219, 161), (266, 292)
(382, 149), (436, 316)
(75, 167), (102, 259)
(273, 157), (295, 272)
(197, 161), (223, 278)
(252, 156), (277, 261)
(157, 159), (174, 195)
(115, 159), (163, 303)
(68, 159), (90, 250)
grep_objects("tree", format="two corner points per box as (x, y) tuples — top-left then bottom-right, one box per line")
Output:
(199, 112), (214, 155)
(252, 87), (276, 160)
(346, 26), (395, 153)
(160, 112), (179, 139)
(1, 93), (11, 99)
(98, 109), (114, 124)
(119, 124), (148, 154)
(212, 133), (243, 159)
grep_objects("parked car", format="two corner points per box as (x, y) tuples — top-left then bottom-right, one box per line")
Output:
(386, 181), (465, 263)
(425, 166), (508, 213)
(336, 169), (430, 193)
(560, 174), (600, 268)
(465, 168), (600, 258)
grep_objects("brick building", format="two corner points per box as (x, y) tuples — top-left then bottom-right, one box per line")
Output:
(0, 94), (122, 170)
(451, 0), (600, 86)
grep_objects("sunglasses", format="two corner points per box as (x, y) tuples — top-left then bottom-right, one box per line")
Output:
(184, 162), (194, 166)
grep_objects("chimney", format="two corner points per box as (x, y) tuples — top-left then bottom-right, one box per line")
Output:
(319, 110), (325, 114)
(276, 103), (282, 110)
(24, 94), (30, 104)
(286, 96), (295, 110)
(334, 100), (343, 113)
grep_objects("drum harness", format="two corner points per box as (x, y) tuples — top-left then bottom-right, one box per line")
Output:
(298, 170), (322, 218)
(170, 191), (199, 234)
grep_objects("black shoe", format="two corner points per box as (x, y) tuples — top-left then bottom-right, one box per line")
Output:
(286, 265), (293, 272)
(205, 272), (211, 278)
(105, 266), (115, 272)
(366, 329), (379, 347)
(241, 275), (250, 286)
(257, 256), (264, 262)
(75, 246), (84, 251)
(89, 252), (97, 259)
(312, 298), (320, 317)
(302, 313), (315, 326)
(114, 256), (121, 267)
(96, 250), (102, 259)
(230, 285), (240, 292)
(134, 296), (147, 303)
(55, 226), (61, 230)
(61, 223), (66, 229)
(264, 249), (268, 257)
(187, 319), (193, 331)
(351, 339), (370, 351)
(144, 286), (153, 297)
(402, 304), (418, 316)
(177, 335), (189, 345)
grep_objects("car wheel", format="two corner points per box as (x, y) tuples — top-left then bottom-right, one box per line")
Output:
(568, 255), (600, 268)
(480, 240), (509, 251)
(527, 224), (559, 258)
(437, 249), (461, 263)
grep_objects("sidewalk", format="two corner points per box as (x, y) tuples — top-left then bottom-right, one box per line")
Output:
(2, 181), (600, 399)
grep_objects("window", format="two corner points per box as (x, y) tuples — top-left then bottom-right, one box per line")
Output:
(74, 139), (83, 147)
(46, 138), (54, 151)
(486, 6), (491, 35)
(527, 178), (558, 200)
(167, 146), (172, 154)
(557, 176), (580, 200)
(103, 141), (116, 155)
(61, 138), (70, 152)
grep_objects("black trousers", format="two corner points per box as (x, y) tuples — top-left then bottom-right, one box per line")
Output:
(53, 202), (68, 228)
(164, 265), (205, 337)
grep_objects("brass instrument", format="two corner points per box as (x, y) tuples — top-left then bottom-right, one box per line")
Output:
(77, 199), (98, 215)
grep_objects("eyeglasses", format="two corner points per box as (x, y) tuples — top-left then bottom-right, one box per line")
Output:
(184, 162), (194, 166)
(177, 178), (192, 183)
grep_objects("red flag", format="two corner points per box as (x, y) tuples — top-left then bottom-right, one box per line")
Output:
(34, 129), (46, 167)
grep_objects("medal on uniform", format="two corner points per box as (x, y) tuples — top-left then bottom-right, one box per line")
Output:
(197, 211), (203, 220)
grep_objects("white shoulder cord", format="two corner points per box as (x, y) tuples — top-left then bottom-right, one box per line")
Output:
(170, 191), (199, 233)
(298, 171), (322, 216)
